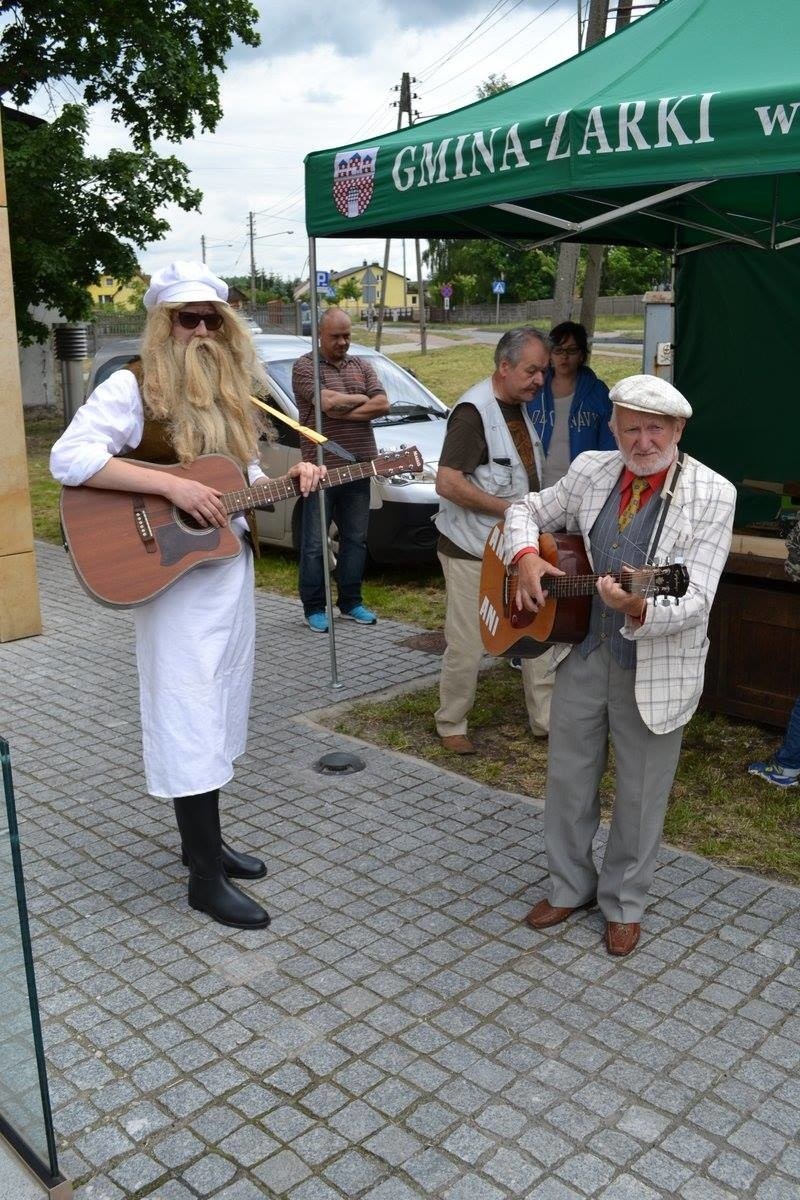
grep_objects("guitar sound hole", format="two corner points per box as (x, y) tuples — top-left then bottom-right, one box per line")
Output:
(174, 507), (207, 534)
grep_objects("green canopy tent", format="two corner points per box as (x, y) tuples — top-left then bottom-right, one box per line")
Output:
(303, 0), (800, 527)
(305, 0), (800, 252)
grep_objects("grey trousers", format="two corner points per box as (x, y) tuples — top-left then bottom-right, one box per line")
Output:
(544, 642), (684, 923)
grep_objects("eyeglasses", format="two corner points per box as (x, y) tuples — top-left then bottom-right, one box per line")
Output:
(174, 310), (224, 331)
(551, 345), (581, 356)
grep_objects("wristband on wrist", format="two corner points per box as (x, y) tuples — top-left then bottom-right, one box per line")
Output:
(512, 546), (539, 565)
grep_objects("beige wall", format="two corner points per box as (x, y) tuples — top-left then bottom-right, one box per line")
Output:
(0, 115), (42, 640)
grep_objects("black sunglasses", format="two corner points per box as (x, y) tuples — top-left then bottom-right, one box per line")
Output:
(174, 310), (223, 331)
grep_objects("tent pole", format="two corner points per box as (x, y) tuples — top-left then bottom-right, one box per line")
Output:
(415, 239), (427, 354)
(307, 236), (341, 689)
(375, 239), (391, 352)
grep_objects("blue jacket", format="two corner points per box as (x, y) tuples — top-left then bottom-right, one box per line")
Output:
(526, 365), (615, 460)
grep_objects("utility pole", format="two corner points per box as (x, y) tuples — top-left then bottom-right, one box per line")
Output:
(376, 72), (411, 352)
(201, 234), (206, 263)
(248, 212), (257, 305)
(552, 0), (609, 326)
(580, 0), (634, 342)
(376, 72), (426, 354)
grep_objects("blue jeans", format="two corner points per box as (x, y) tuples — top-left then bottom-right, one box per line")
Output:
(775, 696), (800, 769)
(299, 478), (370, 616)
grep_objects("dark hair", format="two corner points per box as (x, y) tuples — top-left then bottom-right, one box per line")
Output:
(549, 320), (588, 364)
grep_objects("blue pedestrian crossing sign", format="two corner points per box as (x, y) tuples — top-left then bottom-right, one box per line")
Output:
(316, 270), (330, 290)
(491, 280), (506, 295)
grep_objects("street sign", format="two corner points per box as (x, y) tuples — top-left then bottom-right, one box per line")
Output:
(326, 286), (336, 298)
(441, 284), (453, 298)
(443, 297), (450, 310)
(315, 270), (330, 291)
(491, 280), (506, 295)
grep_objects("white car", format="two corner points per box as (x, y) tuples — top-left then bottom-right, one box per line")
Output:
(85, 334), (447, 563)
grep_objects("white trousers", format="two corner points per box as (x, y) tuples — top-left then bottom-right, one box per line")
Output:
(434, 552), (557, 739)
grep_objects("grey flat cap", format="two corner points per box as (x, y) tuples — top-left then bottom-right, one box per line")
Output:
(610, 374), (692, 419)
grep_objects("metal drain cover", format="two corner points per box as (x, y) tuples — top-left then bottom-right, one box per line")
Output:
(314, 751), (366, 775)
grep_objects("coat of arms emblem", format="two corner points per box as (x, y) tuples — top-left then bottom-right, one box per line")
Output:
(332, 147), (379, 219)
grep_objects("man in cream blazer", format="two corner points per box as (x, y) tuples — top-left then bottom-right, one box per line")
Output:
(504, 375), (736, 956)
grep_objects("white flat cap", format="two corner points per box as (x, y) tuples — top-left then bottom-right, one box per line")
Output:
(143, 261), (229, 310)
(610, 374), (692, 419)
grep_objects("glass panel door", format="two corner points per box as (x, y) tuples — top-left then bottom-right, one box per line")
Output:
(0, 736), (60, 1182)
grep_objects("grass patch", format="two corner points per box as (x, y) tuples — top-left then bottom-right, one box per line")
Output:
(327, 665), (800, 885)
(398, 344), (640, 408)
(25, 410), (64, 543)
(350, 329), (414, 348)
(397, 344), (497, 407)
(255, 550), (446, 629)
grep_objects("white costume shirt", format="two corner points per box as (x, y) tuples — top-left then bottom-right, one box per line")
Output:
(51, 368), (266, 798)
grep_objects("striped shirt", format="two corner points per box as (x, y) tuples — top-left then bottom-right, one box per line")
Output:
(292, 352), (386, 465)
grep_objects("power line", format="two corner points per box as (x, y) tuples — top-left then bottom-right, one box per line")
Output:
(416, 0), (519, 82)
(424, 0), (563, 96)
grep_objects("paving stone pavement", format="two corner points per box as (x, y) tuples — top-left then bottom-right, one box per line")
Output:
(1, 542), (799, 1200)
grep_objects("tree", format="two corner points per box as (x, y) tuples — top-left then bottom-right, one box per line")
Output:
(0, 0), (260, 341)
(476, 73), (512, 99)
(602, 247), (670, 295)
(425, 238), (556, 306)
(332, 277), (361, 306)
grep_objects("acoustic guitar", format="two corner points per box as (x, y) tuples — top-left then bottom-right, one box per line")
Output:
(479, 520), (690, 658)
(60, 448), (423, 608)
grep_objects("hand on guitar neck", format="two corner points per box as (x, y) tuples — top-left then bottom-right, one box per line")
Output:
(515, 549), (566, 613)
(517, 548), (647, 621)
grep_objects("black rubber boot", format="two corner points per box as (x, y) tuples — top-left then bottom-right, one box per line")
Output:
(173, 790), (271, 929)
(181, 840), (267, 879)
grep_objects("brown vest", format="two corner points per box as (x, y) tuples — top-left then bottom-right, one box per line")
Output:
(122, 360), (261, 555)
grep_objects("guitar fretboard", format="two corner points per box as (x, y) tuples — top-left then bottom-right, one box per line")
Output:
(532, 571), (659, 599)
(220, 460), (377, 516)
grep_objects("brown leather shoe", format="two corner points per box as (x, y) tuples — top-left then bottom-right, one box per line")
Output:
(440, 734), (476, 755)
(525, 896), (597, 929)
(605, 921), (641, 956)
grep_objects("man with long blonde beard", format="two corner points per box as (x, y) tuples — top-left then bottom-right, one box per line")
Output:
(51, 262), (325, 931)
(504, 376), (736, 956)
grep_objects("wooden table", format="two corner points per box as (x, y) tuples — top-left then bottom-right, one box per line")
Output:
(703, 535), (799, 727)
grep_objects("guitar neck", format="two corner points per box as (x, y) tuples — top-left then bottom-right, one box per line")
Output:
(544, 570), (652, 598)
(220, 460), (375, 515)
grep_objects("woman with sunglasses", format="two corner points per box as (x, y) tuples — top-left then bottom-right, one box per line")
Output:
(51, 262), (324, 931)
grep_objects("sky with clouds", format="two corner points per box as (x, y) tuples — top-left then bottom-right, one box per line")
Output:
(30, 1), (626, 286)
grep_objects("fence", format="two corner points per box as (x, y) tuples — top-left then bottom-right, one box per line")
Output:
(427, 294), (645, 326)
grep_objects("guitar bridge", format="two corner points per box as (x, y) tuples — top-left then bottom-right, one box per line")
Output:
(132, 494), (156, 553)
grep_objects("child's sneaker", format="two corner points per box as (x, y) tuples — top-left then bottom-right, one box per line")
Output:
(747, 760), (800, 788)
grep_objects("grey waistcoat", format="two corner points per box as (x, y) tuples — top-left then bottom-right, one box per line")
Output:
(580, 479), (663, 670)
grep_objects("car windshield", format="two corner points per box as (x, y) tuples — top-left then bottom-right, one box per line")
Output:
(264, 354), (446, 424)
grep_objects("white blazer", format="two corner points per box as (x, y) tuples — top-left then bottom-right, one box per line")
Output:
(504, 450), (737, 735)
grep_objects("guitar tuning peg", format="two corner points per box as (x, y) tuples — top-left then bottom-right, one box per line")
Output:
(660, 596), (671, 607)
